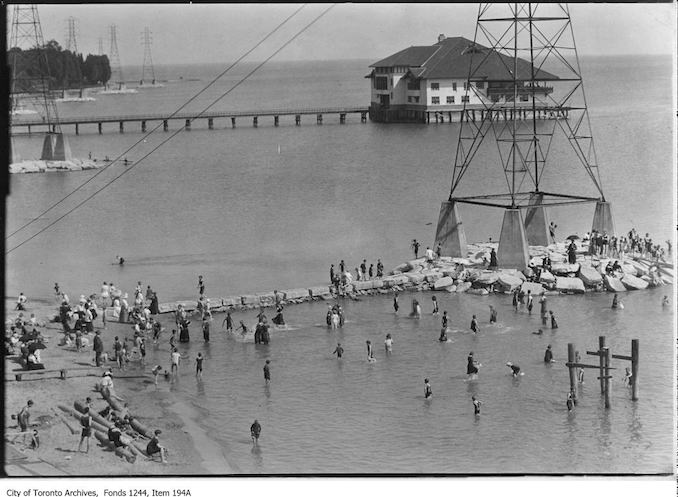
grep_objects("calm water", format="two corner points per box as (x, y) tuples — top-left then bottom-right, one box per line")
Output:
(6, 56), (675, 473)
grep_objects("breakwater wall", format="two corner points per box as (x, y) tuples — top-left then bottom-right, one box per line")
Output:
(10, 159), (102, 174)
(149, 242), (673, 316)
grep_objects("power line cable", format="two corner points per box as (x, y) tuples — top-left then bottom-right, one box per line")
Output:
(7, 4), (336, 255)
(8, 4), (307, 240)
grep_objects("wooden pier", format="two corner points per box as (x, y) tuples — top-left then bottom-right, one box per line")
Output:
(9, 106), (370, 135)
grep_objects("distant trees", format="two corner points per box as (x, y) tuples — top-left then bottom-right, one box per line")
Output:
(8, 39), (111, 91)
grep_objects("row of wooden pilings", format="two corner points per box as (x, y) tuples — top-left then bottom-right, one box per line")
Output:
(34, 112), (369, 135)
(566, 336), (639, 409)
(426, 107), (569, 124)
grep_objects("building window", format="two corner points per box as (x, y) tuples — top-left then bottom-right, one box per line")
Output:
(463, 82), (468, 91)
(432, 96), (440, 104)
(461, 95), (469, 103)
(520, 94), (529, 102)
(375, 77), (388, 90)
(447, 96), (455, 104)
(431, 82), (440, 91)
(452, 82), (457, 91)
(407, 79), (420, 90)
(476, 81), (485, 89)
(408, 96), (412, 103)
(414, 96), (420, 103)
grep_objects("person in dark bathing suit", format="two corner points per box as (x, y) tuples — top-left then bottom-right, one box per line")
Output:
(424, 378), (432, 399)
(489, 305), (497, 323)
(195, 353), (204, 379)
(332, 343), (344, 359)
(467, 352), (479, 376)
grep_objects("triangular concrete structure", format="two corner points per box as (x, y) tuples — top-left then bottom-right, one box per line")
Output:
(434, 200), (467, 257)
(40, 134), (56, 160)
(524, 192), (551, 246)
(53, 133), (72, 161)
(591, 201), (615, 237)
(497, 208), (529, 269)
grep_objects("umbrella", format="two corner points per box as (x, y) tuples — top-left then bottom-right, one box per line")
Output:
(566, 235), (580, 241)
(27, 341), (46, 353)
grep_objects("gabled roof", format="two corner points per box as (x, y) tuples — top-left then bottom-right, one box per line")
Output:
(370, 36), (558, 81)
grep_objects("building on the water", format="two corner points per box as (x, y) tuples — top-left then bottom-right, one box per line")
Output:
(367, 34), (558, 123)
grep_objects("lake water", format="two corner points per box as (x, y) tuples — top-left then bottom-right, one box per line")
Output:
(6, 56), (675, 474)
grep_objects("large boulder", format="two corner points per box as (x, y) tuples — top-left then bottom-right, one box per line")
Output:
(175, 300), (197, 311)
(520, 281), (546, 295)
(157, 302), (177, 314)
(241, 295), (259, 306)
(445, 285), (458, 293)
(621, 264), (638, 276)
(255, 293), (276, 306)
(455, 281), (472, 293)
(222, 297), (239, 308)
(421, 270), (444, 283)
(475, 271), (498, 286)
(603, 275), (626, 292)
(467, 288), (489, 296)
(555, 277), (585, 294)
(433, 276), (455, 290)
(539, 270), (556, 284)
(351, 281), (372, 292)
(579, 265), (603, 286)
(551, 262), (580, 275)
(405, 273), (426, 284)
(371, 279), (384, 289)
(621, 274), (649, 291)
(497, 273), (523, 291)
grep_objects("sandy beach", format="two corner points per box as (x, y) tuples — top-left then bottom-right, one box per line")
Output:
(4, 306), (235, 476)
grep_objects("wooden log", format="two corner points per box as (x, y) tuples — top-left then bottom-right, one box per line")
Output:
(598, 336), (605, 395)
(603, 347), (611, 408)
(74, 400), (113, 429)
(93, 430), (136, 463)
(631, 339), (639, 401)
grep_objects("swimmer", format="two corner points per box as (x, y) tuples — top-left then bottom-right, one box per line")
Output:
(117, 256), (125, 266)
(195, 353), (204, 379)
(470, 314), (478, 333)
(239, 321), (248, 335)
(532, 328), (544, 335)
(489, 305), (497, 323)
(662, 295), (669, 307)
(332, 343), (344, 359)
(466, 352), (480, 377)
(424, 378), (432, 399)
(250, 420), (261, 445)
(566, 392), (575, 412)
(472, 396), (482, 415)
(506, 362), (521, 377)
(263, 359), (271, 384)
(221, 310), (234, 331)
(384, 334), (393, 353)
(438, 327), (448, 342)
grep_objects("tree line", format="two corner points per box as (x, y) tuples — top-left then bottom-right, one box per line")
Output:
(9, 39), (111, 92)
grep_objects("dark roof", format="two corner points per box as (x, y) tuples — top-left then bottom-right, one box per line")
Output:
(370, 36), (557, 81)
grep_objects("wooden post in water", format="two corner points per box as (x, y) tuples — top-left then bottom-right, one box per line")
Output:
(295, 115), (301, 126)
(119, 122), (124, 133)
(185, 119), (191, 131)
(603, 347), (611, 408)
(567, 343), (577, 397)
(141, 121), (147, 132)
(231, 117), (236, 128)
(253, 116), (258, 128)
(208, 118), (213, 130)
(631, 339), (639, 401)
(98, 123), (103, 134)
(598, 336), (605, 394)
(75, 123), (79, 135)
(274, 116), (279, 127)
(163, 120), (168, 132)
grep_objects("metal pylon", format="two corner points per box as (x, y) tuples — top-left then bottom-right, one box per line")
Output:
(9, 4), (61, 132)
(448, 3), (607, 210)
(108, 24), (124, 86)
(65, 16), (78, 54)
(140, 27), (156, 84)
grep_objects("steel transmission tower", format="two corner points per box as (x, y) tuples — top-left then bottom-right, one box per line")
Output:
(108, 24), (124, 88)
(98, 36), (104, 56)
(140, 27), (156, 85)
(9, 4), (71, 161)
(435, 2), (614, 268)
(65, 16), (78, 54)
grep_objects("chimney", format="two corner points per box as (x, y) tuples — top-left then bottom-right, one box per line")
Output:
(438, 33), (446, 43)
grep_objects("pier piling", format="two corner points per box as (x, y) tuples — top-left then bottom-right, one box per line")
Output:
(295, 115), (301, 126)
(317, 114), (323, 125)
(208, 118), (213, 130)
(253, 116), (258, 128)
(163, 120), (168, 132)
(98, 123), (102, 134)
(141, 121), (146, 132)
(75, 123), (79, 135)
(231, 117), (236, 128)
(340, 113), (346, 124)
(567, 344), (577, 396)
(274, 116), (279, 127)
(119, 122), (124, 134)
(185, 119), (191, 131)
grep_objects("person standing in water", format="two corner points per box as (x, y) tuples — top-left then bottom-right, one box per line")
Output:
(431, 296), (439, 315)
(512, 290), (518, 312)
(470, 315), (479, 333)
(222, 309), (234, 332)
(526, 290), (534, 315)
(549, 310), (558, 329)
(250, 420), (261, 445)
(575, 351), (584, 383)
(384, 334), (393, 353)
(467, 352), (480, 377)
(611, 294), (620, 309)
(489, 305), (497, 323)
(195, 353), (204, 380)
(366, 340), (375, 362)
(472, 396), (482, 415)
(393, 293), (399, 313)
(332, 343), (344, 359)
(506, 362), (521, 377)
(424, 378), (432, 399)
(544, 345), (554, 363)
(263, 360), (271, 384)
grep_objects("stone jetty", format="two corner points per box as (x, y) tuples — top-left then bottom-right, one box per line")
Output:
(147, 241), (672, 316)
(10, 159), (102, 174)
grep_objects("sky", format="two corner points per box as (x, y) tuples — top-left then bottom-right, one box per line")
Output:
(9, 3), (677, 65)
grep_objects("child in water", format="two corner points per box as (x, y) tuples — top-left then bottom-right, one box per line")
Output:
(384, 334), (393, 353)
(472, 396), (482, 415)
(424, 378), (432, 399)
(506, 362), (521, 377)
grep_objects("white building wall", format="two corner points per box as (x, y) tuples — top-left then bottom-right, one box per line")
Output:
(425, 78), (489, 106)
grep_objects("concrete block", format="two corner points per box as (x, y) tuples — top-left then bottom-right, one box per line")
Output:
(603, 275), (626, 292)
(352, 281), (373, 292)
(520, 281), (546, 295)
(621, 274), (649, 290)
(282, 288), (309, 300)
(551, 262), (580, 275)
(497, 273), (523, 291)
(158, 303), (177, 314)
(422, 271), (443, 283)
(475, 271), (498, 286)
(455, 281), (472, 293)
(467, 288), (489, 296)
(222, 297), (239, 308)
(578, 265), (602, 286)
(176, 300), (197, 311)
(255, 292), (277, 306)
(371, 279), (384, 289)
(539, 270), (556, 284)
(308, 286), (332, 298)
(433, 276), (455, 290)
(497, 209), (529, 269)
(555, 277), (585, 294)
(445, 285), (457, 292)
(406, 273), (426, 284)
(621, 264), (637, 276)
(435, 201), (467, 257)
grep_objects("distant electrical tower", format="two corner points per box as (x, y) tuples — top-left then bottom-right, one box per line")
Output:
(9, 4), (70, 161)
(108, 24), (124, 87)
(435, 3), (613, 267)
(140, 26), (156, 85)
(65, 16), (78, 54)
(98, 36), (104, 56)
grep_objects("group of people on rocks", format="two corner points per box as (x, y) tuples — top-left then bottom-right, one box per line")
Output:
(586, 228), (669, 262)
(329, 258), (385, 294)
